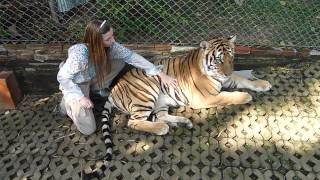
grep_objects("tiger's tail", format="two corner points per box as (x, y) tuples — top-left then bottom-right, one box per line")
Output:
(82, 99), (113, 180)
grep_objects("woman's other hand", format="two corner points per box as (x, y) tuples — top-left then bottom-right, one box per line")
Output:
(158, 72), (177, 88)
(79, 97), (94, 108)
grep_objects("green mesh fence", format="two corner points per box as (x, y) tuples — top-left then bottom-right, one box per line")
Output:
(0, 0), (319, 48)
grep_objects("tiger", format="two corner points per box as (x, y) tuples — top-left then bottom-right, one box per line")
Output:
(83, 36), (272, 179)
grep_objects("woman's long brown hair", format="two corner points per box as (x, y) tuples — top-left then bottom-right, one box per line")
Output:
(83, 20), (111, 88)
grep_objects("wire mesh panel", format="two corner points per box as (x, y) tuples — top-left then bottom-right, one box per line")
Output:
(0, 0), (319, 48)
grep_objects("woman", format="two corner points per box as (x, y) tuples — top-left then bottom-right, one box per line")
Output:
(57, 20), (176, 135)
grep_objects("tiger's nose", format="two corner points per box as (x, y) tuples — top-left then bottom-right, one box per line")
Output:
(224, 69), (233, 76)
(223, 63), (233, 76)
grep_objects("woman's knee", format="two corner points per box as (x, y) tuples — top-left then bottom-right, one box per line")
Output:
(78, 124), (96, 135)
(65, 100), (97, 135)
(72, 113), (97, 135)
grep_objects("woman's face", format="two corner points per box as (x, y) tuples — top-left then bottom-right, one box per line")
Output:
(102, 28), (115, 47)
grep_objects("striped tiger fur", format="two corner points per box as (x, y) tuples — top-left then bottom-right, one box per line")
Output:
(109, 36), (271, 134)
(82, 100), (113, 180)
(84, 36), (272, 179)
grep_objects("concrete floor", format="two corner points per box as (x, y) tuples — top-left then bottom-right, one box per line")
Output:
(1, 61), (320, 180)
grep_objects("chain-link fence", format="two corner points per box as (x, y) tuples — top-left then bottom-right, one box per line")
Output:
(0, 0), (319, 48)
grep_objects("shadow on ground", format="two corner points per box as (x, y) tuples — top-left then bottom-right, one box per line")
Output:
(1, 60), (320, 180)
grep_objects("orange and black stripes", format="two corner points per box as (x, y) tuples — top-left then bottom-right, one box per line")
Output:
(85, 37), (236, 179)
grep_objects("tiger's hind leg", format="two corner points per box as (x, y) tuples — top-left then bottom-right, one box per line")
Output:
(153, 107), (193, 129)
(127, 112), (170, 135)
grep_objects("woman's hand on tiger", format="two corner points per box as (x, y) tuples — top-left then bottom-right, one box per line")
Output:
(79, 96), (94, 108)
(158, 72), (178, 88)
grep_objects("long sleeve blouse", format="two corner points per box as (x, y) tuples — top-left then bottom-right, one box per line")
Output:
(57, 42), (162, 102)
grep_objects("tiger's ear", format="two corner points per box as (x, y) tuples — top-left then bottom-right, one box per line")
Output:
(228, 35), (237, 43)
(200, 41), (210, 50)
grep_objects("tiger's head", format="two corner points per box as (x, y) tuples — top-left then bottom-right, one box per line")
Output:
(199, 36), (236, 82)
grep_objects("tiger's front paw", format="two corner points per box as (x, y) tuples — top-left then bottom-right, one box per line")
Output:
(232, 91), (252, 104)
(252, 80), (272, 92)
(154, 122), (170, 135)
(185, 119), (193, 129)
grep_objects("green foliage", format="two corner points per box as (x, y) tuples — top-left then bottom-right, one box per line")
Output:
(2, 0), (318, 47)
(0, 16), (11, 39)
(0, 26), (11, 38)
(93, 0), (320, 46)
(96, 0), (195, 42)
